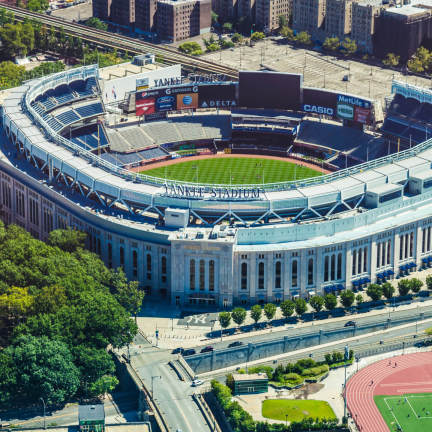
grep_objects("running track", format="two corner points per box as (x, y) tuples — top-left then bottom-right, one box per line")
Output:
(346, 352), (432, 431)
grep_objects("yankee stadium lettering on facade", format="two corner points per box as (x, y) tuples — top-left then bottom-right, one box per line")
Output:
(163, 184), (262, 200)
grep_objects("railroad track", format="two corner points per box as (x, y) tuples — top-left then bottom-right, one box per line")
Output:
(1, 4), (238, 78)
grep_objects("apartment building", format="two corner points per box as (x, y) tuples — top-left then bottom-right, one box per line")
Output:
(325, 0), (353, 40)
(156, 0), (211, 41)
(292, 0), (326, 37)
(92, 0), (113, 20)
(212, 0), (238, 21)
(351, 0), (384, 53)
(256, 0), (292, 32)
(135, 0), (158, 32)
(109, 0), (136, 26)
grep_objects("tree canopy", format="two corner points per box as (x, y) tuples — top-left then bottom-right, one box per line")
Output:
(0, 223), (137, 408)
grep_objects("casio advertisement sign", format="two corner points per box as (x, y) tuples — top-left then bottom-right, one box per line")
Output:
(303, 104), (334, 116)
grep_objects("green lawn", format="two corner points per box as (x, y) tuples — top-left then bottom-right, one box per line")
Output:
(374, 393), (432, 432)
(262, 399), (336, 423)
(141, 157), (321, 185)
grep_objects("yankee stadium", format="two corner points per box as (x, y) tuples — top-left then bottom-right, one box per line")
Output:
(2, 55), (432, 309)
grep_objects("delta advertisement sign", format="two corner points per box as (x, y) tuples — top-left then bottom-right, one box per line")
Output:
(136, 84), (199, 116)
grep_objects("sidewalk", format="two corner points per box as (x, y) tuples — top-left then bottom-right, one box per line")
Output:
(138, 290), (432, 349)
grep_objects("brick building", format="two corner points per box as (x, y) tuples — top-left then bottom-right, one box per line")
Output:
(325, 0), (353, 40)
(292, 0), (326, 37)
(255, 0), (292, 32)
(135, 0), (158, 32)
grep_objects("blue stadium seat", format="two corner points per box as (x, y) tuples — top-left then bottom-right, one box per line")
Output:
(56, 110), (80, 126)
(137, 147), (168, 160)
(75, 103), (103, 118)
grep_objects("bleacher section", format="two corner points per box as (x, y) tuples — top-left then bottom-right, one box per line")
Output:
(137, 147), (168, 159)
(74, 103), (104, 118)
(381, 118), (409, 136)
(55, 110), (80, 126)
(296, 120), (388, 162)
(68, 124), (109, 151)
(388, 94), (420, 118)
(118, 128), (154, 150)
(31, 78), (98, 117)
(144, 122), (182, 145)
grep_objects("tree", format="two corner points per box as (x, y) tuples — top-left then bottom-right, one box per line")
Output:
(280, 300), (295, 319)
(366, 284), (383, 301)
(426, 275), (432, 290)
(323, 37), (340, 52)
(355, 294), (363, 305)
(340, 290), (355, 308)
(220, 39), (235, 49)
(250, 304), (262, 324)
(178, 41), (203, 55)
(278, 15), (288, 29)
(263, 303), (277, 322)
(382, 282), (395, 300)
(324, 294), (337, 311)
(114, 279), (145, 322)
(341, 37), (357, 56)
(219, 311), (231, 330)
(223, 22), (233, 33)
(309, 295), (325, 313)
(0, 61), (26, 90)
(295, 31), (312, 46)
(47, 229), (86, 253)
(398, 278), (411, 296)
(206, 43), (220, 52)
(211, 11), (219, 26)
(251, 32), (265, 42)
(27, 0), (49, 12)
(407, 57), (424, 74)
(410, 278), (423, 293)
(85, 17), (108, 31)
(0, 351), (17, 405)
(295, 298), (307, 316)
(382, 53), (400, 67)
(7, 335), (80, 405)
(89, 375), (119, 398)
(280, 26), (294, 41)
(231, 33), (244, 44)
(231, 307), (247, 327)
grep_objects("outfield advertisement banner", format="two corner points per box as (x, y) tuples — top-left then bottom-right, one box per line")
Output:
(198, 83), (237, 108)
(336, 94), (372, 124)
(135, 84), (200, 116)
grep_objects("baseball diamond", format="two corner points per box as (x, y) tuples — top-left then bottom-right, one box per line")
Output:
(2, 64), (432, 309)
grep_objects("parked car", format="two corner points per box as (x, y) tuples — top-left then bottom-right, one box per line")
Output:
(172, 347), (184, 354)
(191, 379), (204, 387)
(183, 349), (196, 356)
(228, 341), (244, 348)
(344, 320), (356, 327)
(200, 346), (214, 353)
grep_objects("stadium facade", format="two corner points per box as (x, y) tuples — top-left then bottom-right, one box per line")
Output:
(2, 65), (432, 308)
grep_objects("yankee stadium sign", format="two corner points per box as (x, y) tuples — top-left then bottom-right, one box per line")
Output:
(163, 184), (262, 200)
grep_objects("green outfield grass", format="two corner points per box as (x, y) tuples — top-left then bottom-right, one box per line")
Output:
(140, 157), (321, 184)
(262, 399), (336, 423)
(374, 393), (432, 432)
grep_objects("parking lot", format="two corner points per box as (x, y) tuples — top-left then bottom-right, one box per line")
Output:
(203, 39), (432, 106)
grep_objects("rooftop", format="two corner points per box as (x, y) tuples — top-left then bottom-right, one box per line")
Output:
(232, 373), (269, 382)
(386, 0), (432, 16)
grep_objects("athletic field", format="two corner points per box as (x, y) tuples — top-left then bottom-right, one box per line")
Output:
(140, 157), (321, 184)
(374, 393), (432, 432)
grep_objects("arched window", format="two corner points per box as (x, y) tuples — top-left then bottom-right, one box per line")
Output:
(337, 253), (342, 280)
(146, 254), (152, 280)
(209, 260), (215, 292)
(330, 254), (336, 281)
(161, 256), (167, 275)
(275, 261), (281, 289)
(189, 259), (195, 290)
(363, 247), (367, 273)
(308, 258), (314, 285)
(387, 240), (391, 265)
(199, 259), (205, 291)
(352, 249), (357, 276)
(132, 250), (138, 277)
(120, 246), (124, 268)
(108, 243), (112, 268)
(241, 262), (248, 290)
(377, 242), (381, 268)
(324, 255), (329, 282)
(357, 248), (362, 275)
(258, 262), (265, 289)
(291, 260), (298, 287)
(381, 242), (386, 267)
(409, 232), (414, 257)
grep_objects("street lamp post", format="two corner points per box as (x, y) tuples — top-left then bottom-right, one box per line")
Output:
(343, 344), (349, 420)
(39, 397), (46, 430)
(285, 414), (288, 426)
(151, 375), (162, 398)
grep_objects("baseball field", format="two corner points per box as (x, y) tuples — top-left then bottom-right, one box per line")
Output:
(140, 157), (322, 184)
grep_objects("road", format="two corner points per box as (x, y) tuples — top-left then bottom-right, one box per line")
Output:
(203, 319), (432, 380)
(191, 302), (431, 351)
(129, 341), (211, 432)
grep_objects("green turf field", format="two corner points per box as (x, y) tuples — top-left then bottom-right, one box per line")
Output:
(374, 393), (432, 432)
(141, 157), (321, 184)
(262, 399), (336, 422)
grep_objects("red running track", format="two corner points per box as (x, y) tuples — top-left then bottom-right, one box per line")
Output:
(346, 351), (432, 432)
